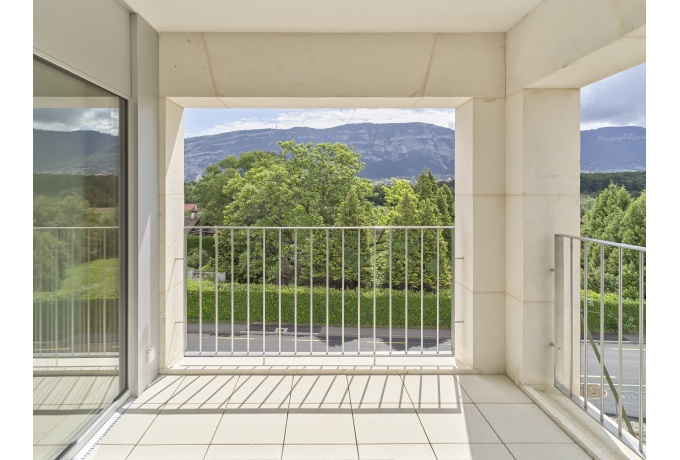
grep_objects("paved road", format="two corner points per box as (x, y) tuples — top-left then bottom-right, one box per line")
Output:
(187, 323), (452, 355)
(581, 340), (646, 422)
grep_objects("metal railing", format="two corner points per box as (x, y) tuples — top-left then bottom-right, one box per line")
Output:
(554, 234), (645, 458)
(33, 227), (120, 358)
(185, 226), (455, 357)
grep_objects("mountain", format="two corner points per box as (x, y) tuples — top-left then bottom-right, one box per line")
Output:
(186, 123), (646, 182)
(33, 129), (120, 175)
(580, 126), (646, 172)
(184, 122), (455, 182)
(32, 124), (646, 180)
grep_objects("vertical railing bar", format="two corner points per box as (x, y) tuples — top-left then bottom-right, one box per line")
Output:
(87, 230), (91, 354)
(294, 229), (298, 354)
(639, 250), (645, 451)
(638, 251), (646, 452)
(436, 228), (440, 354)
(263, 229), (266, 355)
(570, 238), (574, 397)
(451, 228), (455, 354)
(373, 228), (377, 356)
(39, 231), (43, 355)
(71, 228), (75, 354)
(583, 241), (589, 410)
(326, 229), (329, 354)
(618, 246), (623, 435)
(405, 228), (408, 354)
(231, 229), (234, 354)
(310, 229), (313, 354)
(215, 230), (219, 353)
(599, 244), (605, 422)
(199, 229), (203, 354)
(358, 229), (361, 354)
(420, 228), (424, 354)
(246, 228), (250, 354)
(554, 235), (562, 386)
(54, 229), (59, 359)
(278, 229), (282, 354)
(389, 229), (392, 354)
(342, 229), (345, 354)
(103, 229), (107, 354)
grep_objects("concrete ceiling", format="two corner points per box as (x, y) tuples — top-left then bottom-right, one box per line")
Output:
(118, 0), (544, 33)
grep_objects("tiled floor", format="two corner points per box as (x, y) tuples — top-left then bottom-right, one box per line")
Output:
(80, 374), (592, 460)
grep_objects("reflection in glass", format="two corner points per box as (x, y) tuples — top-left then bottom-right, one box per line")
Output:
(33, 58), (126, 460)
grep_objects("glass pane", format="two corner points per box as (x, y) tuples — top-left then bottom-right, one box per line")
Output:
(33, 57), (126, 460)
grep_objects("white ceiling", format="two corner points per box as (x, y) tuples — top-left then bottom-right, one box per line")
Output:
(118, 0), (544, 33)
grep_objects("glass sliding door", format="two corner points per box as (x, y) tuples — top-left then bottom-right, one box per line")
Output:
(33, 57), (127, 460)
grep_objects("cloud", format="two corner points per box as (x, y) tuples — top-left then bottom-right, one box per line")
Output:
(580, 64), (646, 130)
(33, 108), (120, 135)
(189, 108), (455, 137)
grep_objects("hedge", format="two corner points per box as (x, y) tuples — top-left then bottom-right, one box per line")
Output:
(186, 279), (451, 329)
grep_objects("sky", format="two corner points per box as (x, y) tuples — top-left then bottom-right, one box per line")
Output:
(183, 62), (646, 138)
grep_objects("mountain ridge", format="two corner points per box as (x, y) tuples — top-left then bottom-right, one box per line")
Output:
(32, 123), (646, 181)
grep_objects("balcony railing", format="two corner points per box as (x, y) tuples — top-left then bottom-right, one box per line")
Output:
(554, 234), (646, 458)
(185, 226), (455, 358)
(33, 227), (120, 359)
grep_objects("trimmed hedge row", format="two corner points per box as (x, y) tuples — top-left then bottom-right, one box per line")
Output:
(186, 279), (452, 329)
(581, 290), (645, 334)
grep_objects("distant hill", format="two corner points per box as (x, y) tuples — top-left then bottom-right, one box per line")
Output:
(33, 129), (119, 175)
(184, 122), (455, 182)
(32, 124), (646, 180)
(580, 126), (646, 172)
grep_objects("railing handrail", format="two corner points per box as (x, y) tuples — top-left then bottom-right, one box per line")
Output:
(555, 233), (646, 252)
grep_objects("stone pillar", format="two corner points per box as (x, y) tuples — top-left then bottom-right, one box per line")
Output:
(505, 89), (580, 385)
(454, 97), (506, 373)
(158, 98), (185, 369)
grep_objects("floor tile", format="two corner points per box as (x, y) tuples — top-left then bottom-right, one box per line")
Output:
(85, 444), (135, 459)
(212, 407), (288, 444)
(290, 375), (351, 405)
(289, 401), (353, 410)
(350, 401), (415, 410)
(126, 444), (209, 459)
(347, 375), (410, 405)
(431, 443), (515, 460)
(357, 443), (436, 460)
(402, 375), (472, 408)
(353, 412), (429, 444)
(205, 444), (283, 459)
(456, 375), (532, 403)
(416, 405), (501, 443)
(164, 375), (239, 407)
(282, 444), (359, 459)
(285, 412), (357, 444)
(476, 404), (574, 443)
(129, 376), (186, 408)
(138, 412), (222, 445)
(505, 443), (592, 459)
(227, 375), (292, 406)
(99, 412), (158, 445)
(161, 403), (224, 411)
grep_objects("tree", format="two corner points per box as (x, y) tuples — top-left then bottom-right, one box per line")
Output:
(581, 182), (634, 293)
(414, 169), (437, 201)
(282, 141), (365, 225)
(435, 185), (454, 226)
